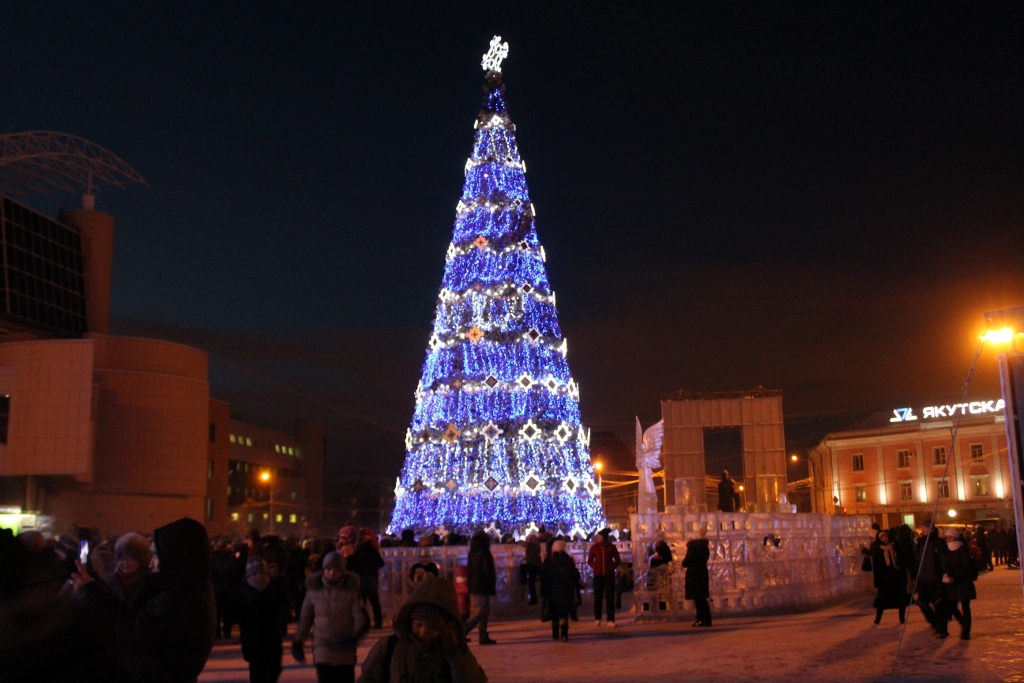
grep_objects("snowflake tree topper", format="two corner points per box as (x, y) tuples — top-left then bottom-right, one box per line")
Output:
(481, 35), (509, 73)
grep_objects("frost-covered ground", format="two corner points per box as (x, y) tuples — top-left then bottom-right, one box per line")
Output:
(200, 569), (1023, 683)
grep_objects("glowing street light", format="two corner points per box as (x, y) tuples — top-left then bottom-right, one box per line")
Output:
(790, 454), (799, 462)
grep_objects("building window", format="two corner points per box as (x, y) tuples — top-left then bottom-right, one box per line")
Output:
(933, 447), (947, 466)
(289, 514), (297, 524)
(936, 479), (950, 498)
(247, 513), (254, 523)
(275, 513), (283, 523)
(205, 498), (213, 521)
(969, 443), (984, 461)
(855, 485), (867, 502)
(209, 423), (216, 443)
(974, 477), (988, 496)
(852, 453), (865, 472)
(246, 437), (253, 447)
(230, 434), (236, 444)
(899, 481), (913, 501)
(230, 512), (239, 521)
(896, 449), (912, 468)
(208, 460), (214, 480)
(290, 491), (297, 500)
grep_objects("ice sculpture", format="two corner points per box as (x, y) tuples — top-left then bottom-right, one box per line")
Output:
(635, 418), (664, 514)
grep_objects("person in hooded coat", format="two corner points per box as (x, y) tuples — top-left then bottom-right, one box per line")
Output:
(540, 539), (580, 642)
(292, 550), (368, 683)
(106, 532), (152, 609)
(681, 528), (712, 627)
(356, 574), (486, 683)
(234, 557), (292, 683)
(73, 516), (217, 683)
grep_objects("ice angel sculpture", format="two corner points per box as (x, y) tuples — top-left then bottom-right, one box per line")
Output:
(635, 417), (664, 514)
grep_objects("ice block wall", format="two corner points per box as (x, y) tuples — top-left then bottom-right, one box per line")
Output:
(631, 512), (873, 619)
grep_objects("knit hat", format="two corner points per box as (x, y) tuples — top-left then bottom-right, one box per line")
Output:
(597, 528), (612, 538)
(551, 540), (567, 553)
(114, 532), (152, 566)
(322, 550), (344, 571)
(245, 556), (269, 579)
(408, 603), (447, 625)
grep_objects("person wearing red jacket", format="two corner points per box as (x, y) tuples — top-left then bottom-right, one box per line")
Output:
(586, 528), (621, 627)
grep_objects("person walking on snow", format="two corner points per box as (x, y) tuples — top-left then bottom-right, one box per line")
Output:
(587, 528), (621, 627)
(463, 531), (498, 645)
(292, 551), (368, 683)
(682, 528), (712, 627)
(541, 539), (581, 642)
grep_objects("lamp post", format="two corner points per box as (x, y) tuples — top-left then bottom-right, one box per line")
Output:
(983, 306), (1024, 599)
(593, 460), (604, 517)
(260, 471), (275, 536)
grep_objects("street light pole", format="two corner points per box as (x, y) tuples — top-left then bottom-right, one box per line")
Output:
(984, 306), (1024, 600)
(261, 471), (275, 536)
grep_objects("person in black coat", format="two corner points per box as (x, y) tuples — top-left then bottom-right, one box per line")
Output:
(463, 531), (497, 645)
(540, 540), (581, 642)
(940, 527), (977, 640)
(346, 528), (386, 629)
(716, 471), (741, 512)
(681, 529), (712, 627)
(234, 557), (291, 683)
(73, 517), (217, 683)
(913, 521), (948, 636)
(870, 530), (909, 624)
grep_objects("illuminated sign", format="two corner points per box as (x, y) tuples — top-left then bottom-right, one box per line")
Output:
(890, 399), (1005, 422)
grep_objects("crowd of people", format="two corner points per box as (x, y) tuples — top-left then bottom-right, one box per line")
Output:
(0, 516), (1014, 682)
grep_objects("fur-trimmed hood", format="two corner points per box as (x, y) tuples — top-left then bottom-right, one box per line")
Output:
(392, 574), (465, 646)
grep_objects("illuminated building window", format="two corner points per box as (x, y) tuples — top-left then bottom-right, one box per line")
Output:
(227, 486), (232, 495)
(969, 443), (984, 461)
(230, 434), (237, 444)
(852, 453), (865, 472)
(289, 514), (297, 524)
(899, 481), (913, 501)
(275, 445), (281, 453)
(247, 513), (254, 522)
(896, 450), (912, 468)
(246, 438), (253, 447)
(262, 513), (269, 520)
(973, 476), (988, 496)
(933, 447), (946, 466)
(230, 512), (239, 521)
(275, 514), (283, 523)
(288, 447), (294, 455)
(855, 485), (867, 503)
(936, 479), (950, 498)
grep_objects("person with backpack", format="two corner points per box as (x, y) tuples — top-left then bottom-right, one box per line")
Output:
(357, 574), (485, 683)
(940, 526), (977, 640)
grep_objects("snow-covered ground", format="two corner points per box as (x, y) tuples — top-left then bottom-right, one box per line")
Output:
(200, 568), (1023, 683)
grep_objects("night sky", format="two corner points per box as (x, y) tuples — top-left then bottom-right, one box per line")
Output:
(2, 4), (1022, 477)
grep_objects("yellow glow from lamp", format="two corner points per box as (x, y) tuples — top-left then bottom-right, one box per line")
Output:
(947, 509), (957, 518)
(593, 461), (603, 472)
(982, 327), (1014, 344)
(260, 471), (271, 483)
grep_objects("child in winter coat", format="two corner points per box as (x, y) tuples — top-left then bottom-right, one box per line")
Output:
(357, 574), (485, 683)
(292, 551), (368, 683)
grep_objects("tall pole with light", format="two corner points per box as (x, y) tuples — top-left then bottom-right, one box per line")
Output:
(983, 306), (1024, 599)
(593, 460), (604, 517)
(260, 470), (275, 536)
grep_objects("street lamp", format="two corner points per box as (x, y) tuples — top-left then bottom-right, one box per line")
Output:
(260, 470), (275, 536)
(983, 306), (1024, 600)
(593, 460), (604, 516)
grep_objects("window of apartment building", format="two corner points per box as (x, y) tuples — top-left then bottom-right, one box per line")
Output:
(896, 449), (912, 468)
(973, 476), (989, 496)
(247, 513), (254, 523)
(933, 446), (947, 466)
(969, 443), (984, 461)
(205, 498), (213, 521)
(289, 514), (297, 524)
(899, 481), (913, 501)
(855, 485), (867, 502)
(208, 460), (213, 480)
(290, 491), (297, 500)
(209, 423), (216, 443)
(852, 453), (865, 472)
(936, 479), (950, 498)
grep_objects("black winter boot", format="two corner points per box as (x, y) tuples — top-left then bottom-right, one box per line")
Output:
(560, 623), (569, 642)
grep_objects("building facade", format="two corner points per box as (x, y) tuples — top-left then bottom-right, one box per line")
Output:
(0, 192), (330, 537)
(809, 399), (1014, 529)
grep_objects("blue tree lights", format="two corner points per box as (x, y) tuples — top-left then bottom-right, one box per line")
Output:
(388, 38), (605, 538)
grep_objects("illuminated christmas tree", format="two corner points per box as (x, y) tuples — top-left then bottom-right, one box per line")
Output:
(389, 37), (605, 538)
